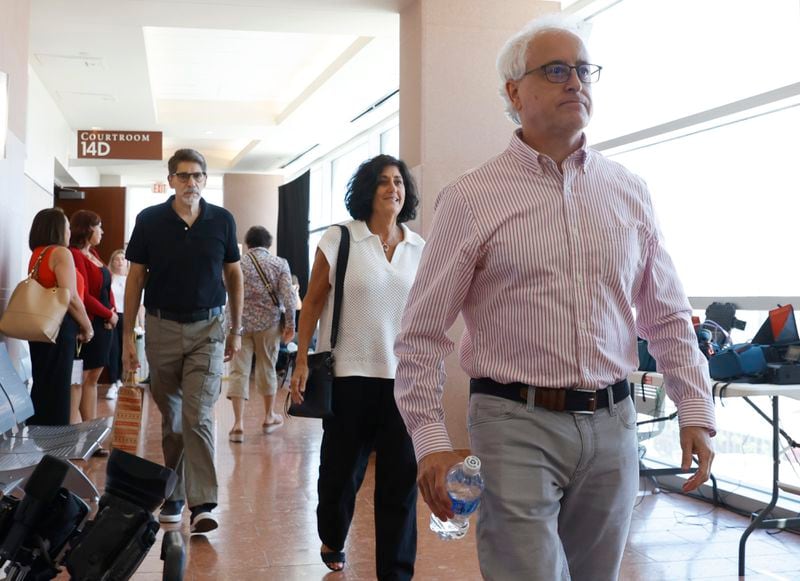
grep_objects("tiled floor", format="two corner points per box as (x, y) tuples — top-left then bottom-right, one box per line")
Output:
(72, 385), (800, 580)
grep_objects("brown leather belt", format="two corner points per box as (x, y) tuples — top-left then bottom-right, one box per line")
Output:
(469, 378), (630, 414)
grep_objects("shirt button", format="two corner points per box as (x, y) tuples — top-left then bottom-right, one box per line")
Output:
(576, 274), (584, 283)
(184, 227), (188, 231)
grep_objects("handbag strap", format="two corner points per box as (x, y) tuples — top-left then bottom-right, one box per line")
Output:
(248, 251), (281, 308)
(29, 245), (54, 281)
(330, 225), (350, 350)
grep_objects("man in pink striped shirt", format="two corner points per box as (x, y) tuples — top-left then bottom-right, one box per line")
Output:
(394, 14), (715, 581)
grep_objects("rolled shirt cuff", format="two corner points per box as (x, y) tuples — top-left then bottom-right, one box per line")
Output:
(677, 397), (717, 437)
(410, 422), (454, 462)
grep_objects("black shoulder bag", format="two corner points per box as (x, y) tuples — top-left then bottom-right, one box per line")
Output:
(286, 225), (350, 419)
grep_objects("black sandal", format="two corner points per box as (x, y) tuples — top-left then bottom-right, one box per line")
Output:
(320, 550), (345, 572)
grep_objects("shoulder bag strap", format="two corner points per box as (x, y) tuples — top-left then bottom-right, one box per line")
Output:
(330, 225), (350, 350)
(29, 245), (54, 282)
(248, 252), (281, 308)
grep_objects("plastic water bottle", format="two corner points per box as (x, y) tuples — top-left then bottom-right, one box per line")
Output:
(429, 456), (484, 540)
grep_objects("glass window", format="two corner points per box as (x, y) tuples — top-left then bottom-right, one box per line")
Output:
(380, 124), (399, 158)
(587, 0), (800, 144)
(309, 166), (325, 230)
(330, 142), (369, 224)
(610, 105), (800, 298)
(640, 384), (800, 508)
(584, 0), (800, 512)
(125, 187), (170, 241)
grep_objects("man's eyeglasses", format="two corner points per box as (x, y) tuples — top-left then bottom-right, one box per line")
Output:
(523, 62), (602, 84)
(170, 172), (207, 183)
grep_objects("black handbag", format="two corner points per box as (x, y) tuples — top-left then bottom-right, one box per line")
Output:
(286, 225), (350, 419)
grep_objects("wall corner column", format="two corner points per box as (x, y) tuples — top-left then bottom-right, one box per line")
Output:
(398, 0), (560, 449)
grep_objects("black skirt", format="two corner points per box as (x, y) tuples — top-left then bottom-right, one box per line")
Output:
(79, 317), (113, 370)
(79, 265), (113, 370)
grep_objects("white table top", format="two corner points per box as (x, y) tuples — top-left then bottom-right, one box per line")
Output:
(628, 370), (800, 400)
(710, 381), (800, 399)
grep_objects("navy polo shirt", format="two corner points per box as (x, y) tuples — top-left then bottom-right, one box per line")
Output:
(126, 195), (240, 312)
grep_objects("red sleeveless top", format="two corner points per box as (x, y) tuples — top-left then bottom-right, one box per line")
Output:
(30, 246), (85, 300)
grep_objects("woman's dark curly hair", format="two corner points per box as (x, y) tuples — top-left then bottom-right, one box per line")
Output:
(344, 155), (418, 223)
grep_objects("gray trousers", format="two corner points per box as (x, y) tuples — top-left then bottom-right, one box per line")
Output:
(469, 387), (639, 581)
(145, 313), (225, 507)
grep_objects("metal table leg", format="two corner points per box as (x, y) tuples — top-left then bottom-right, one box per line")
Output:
(737, 395), (800, 576)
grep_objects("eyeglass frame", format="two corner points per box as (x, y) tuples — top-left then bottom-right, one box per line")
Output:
(522, 61), (602, 84)
(169, 171), (208, 183)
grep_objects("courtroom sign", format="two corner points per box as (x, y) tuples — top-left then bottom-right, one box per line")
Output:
(77, 130), (162, 160)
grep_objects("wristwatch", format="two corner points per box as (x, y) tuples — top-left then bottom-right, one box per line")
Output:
(229, 326), (245, 336)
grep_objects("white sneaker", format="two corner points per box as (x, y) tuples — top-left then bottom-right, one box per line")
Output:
(105, 382), (119, 400)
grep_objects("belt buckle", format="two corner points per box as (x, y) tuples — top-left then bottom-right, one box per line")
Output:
(571, 388), (596, 415)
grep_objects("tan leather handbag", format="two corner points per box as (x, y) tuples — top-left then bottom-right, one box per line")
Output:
(0, 247), (70, 343)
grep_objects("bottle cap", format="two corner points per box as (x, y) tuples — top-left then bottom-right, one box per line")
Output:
(463, 455), (481, 476)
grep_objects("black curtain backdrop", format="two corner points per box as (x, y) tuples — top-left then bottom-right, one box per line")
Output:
(277, 171), (310, 297)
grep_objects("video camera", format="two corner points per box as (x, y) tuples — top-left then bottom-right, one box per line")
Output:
(0, 449), (177, 580)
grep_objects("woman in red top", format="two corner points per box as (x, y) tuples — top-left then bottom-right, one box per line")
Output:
(27, 208), (93, 426)
(69, 210), (118, 429)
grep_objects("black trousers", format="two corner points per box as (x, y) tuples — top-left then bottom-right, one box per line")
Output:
(28, 313), (77, 426)
(317, 376), (417, 581)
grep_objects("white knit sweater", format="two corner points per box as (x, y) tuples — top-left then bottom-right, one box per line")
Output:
(316, 220), (425, 379)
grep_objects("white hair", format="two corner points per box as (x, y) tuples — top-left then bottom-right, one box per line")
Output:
(497, 13), (592, 125)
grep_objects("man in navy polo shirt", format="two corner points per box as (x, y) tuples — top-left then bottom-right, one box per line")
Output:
(123, 148), (243, 534)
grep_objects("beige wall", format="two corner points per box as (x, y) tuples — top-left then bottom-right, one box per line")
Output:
(1, 0), (29, 142)
(223, 173), (284, 249)
(0, 0), (31, 366)
(399, 0), (559, 450)
(26, 68), (100, 192)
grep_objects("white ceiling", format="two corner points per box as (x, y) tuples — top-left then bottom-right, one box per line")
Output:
(29, 0), (411, 185)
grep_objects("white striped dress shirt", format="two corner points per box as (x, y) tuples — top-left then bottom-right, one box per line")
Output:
(394, 130), (716, 461)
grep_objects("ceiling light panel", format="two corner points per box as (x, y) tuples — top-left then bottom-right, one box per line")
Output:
(57, 91), (117, 102)
(35, 53), (106, 70)
(143, 27), (357, 108)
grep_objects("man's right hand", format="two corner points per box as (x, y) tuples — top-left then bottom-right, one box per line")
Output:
(418, 450), (469, 521)
(122, 338), (139, 374)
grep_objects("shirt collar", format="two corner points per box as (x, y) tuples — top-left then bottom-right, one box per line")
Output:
(165, 195), (214, 221)
(349, 220), (424, 246)
(507, 129), (592, 174)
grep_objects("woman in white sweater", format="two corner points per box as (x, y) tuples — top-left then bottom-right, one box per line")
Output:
(290, 155), (424, 579)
